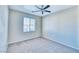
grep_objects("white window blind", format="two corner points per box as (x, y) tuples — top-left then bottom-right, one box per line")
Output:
(23, 17), (35, 32)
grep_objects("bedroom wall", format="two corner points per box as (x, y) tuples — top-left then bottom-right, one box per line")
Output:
(77, 6), (79, 48)
(42, 6), (79, 50)
(0, 6), (9, 52)
(8, 10), (42, 44)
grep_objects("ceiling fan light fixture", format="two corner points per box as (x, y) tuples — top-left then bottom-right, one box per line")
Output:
(32, 5), (51, 14)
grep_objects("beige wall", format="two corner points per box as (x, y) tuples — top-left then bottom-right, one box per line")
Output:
(8, 10), (42, 44)
(42, 6), (79, 50)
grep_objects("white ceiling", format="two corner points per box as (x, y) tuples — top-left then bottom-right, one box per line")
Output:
(9, 5), (76, 16)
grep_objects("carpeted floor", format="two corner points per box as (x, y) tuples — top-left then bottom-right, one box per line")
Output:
(7, 37), (79, 53)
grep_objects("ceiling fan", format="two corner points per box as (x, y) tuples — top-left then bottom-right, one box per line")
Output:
(32, 5), (51, 14)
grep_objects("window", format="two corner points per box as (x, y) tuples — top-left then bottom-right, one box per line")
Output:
(23, 17), (35, 32)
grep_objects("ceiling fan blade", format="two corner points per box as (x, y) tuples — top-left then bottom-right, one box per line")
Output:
(45, 10), (51, 13)
(35, 5), (41, 9)
(44, 5), (50, 9)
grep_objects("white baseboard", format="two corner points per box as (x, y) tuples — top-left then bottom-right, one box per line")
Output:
(8, 36), (42, 45)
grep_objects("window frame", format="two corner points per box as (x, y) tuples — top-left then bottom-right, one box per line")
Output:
(23, 17), (36, 32)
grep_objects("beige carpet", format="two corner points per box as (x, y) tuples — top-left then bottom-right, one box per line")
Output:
(7, 37), (79, 53)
